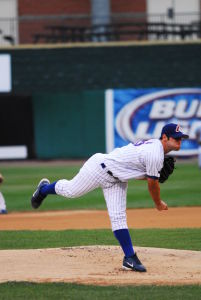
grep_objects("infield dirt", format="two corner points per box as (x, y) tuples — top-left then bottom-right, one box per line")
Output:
(0, 206), (201, 230)
(0, 246), (201, 285)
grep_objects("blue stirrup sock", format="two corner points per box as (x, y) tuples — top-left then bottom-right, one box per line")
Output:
(40, 182), (57, 195)
(114, 228), (135, 258)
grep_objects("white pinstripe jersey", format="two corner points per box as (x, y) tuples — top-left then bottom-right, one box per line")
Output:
(103, 139), (164, 182)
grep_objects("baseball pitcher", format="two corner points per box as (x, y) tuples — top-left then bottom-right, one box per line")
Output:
(31, 123), (188, 272)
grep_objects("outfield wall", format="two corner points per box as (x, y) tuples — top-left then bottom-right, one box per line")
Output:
(32, 91), (105, 158)
(0, 42), (200, 158)
(1, 42), (201, 93)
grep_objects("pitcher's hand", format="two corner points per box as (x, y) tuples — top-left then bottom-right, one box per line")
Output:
(156, 200), (168, 211)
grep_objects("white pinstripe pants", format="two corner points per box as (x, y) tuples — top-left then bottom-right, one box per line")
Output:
(0, 192), (6, 210)
(55, 153), (128, 231)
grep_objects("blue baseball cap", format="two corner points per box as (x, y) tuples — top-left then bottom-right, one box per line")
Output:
(160, 123), (189, 139)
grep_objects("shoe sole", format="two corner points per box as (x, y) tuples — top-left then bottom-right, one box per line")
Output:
(33, 178), (50, 196)
(122, 265), (147, 272)
(122, 265), (133, 271)
(36, 178), (50, 191)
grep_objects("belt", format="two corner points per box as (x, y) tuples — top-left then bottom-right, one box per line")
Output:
(101, 163), (119, 180)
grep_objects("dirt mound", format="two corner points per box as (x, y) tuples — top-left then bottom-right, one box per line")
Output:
(0, 246), (201, 286)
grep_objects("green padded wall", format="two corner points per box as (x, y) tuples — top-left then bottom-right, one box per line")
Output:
(1, 43), (201, 93)
(33, 90), (105, 158)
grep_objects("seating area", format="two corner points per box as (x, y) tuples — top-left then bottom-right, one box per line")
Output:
(32, 21), (201, 43)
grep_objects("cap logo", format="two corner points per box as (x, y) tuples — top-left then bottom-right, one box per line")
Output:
(176, 125), (180, 132)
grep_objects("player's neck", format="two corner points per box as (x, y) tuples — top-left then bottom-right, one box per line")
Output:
(160, 139), (170, 154)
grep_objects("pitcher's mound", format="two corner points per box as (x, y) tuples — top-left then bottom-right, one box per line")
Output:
(0, 246), (201, 285)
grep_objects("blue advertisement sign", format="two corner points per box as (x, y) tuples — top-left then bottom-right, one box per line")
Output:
(105, 88), (201, 156)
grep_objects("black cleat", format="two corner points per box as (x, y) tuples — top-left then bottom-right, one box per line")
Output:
(122, 253), (147, 272)
(31, 178), (50, 209)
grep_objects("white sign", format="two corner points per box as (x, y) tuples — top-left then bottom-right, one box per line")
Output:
(0, 146), (27, 159)
(0, 54), (11, 92)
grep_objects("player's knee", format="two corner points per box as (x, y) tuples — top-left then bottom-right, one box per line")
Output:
(55, 179), (77, 198)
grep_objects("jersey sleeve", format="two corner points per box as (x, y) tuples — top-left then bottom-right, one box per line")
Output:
(145, 151), (163, 179)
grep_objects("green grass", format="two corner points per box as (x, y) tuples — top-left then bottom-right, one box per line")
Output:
(0, 282), (201, 300)
(0, 228), (200, 250)
(0, 162), (201, 299)
(0, 162), (201, 212)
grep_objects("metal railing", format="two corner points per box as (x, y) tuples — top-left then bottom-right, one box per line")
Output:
(0, 12), (200, 46)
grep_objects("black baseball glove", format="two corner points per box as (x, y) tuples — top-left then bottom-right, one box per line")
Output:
(159, 156), (176, 183)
